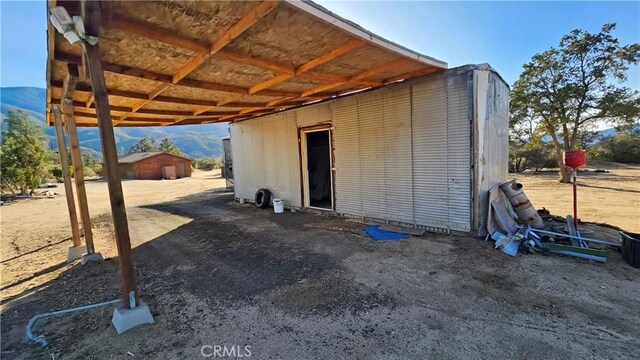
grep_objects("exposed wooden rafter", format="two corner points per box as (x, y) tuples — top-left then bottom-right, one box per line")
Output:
(121, 1), (280, 119)
(102, 17), (379, 87)
(56, 52), (300, 98)
(248, 39), (366, 95)
(301, 58), (414, 97)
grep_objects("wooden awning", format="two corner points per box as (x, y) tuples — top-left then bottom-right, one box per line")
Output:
(46, 0), (447, 127)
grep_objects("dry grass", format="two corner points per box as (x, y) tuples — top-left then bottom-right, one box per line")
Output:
(513, 160), (640, 233)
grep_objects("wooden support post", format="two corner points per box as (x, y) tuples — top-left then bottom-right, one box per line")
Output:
(52, 106), (82, 247)
(62, 64), (96, 254)
(82, 0), (138, 308)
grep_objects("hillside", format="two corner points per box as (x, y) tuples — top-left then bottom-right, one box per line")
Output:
(0, 87), (229, 159)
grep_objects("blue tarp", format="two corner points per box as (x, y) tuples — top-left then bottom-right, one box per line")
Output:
(364, 225), (409, 241)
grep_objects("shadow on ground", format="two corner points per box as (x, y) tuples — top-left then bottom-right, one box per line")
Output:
(2, 189), (639, 359)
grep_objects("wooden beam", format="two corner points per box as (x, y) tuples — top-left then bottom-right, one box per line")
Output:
(51, 98), (237, 117)
(243, 39), (365, 104)
(97, 20), (374, 86)
(215, 49), (295, 75)
(245, 39), (370, 101)
(351, 58), (414, 82)
(239, 106), (270, 115)
(85, 94), (94, 108)
(118, 2), (279, 119)
(209, 1), (280, 55)
(248, 74), (293, 94)
(266, 97), (294, 107)
(52, 106), (82, 248)
(82, 0), (138, 308)
(62, 64), (96, 255)
(51, 80), (220, 107)
(217, 94), (244, 107)
(72, 112), (180, 122)
(300, 58), (415, 97)
(301, 82), (344, 98)
(171, 53), (210, 84)
(106, 18), (210, 53)
(383, 67), (441, 84)
(63, 109), (96, 254)
(296, 39), (365, 74)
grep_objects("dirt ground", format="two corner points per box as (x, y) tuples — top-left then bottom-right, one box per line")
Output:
(1, 169), (639, 359)
(515, 161), (640, 233)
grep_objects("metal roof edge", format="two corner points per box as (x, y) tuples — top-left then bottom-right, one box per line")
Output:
(285, 0), (448, 69)
(231, 63), (510, 125)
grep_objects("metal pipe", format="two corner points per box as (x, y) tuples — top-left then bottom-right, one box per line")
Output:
(573, 169), (578, 229)
(529, 228), (622, 247)
(26, 299), (122, 348)
(546, 250), (607, 263)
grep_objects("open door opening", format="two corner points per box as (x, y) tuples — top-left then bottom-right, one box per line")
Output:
(303, 129), (333, 210)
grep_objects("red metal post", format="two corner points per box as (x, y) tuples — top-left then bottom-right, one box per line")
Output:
(572, 169), (578, 228)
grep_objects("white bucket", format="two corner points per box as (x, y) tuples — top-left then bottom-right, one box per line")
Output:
(273, 199), (284, 213)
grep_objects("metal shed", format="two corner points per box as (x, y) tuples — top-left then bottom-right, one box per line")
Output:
(44, 0), (506, 326)
(230, 64), (509, 235)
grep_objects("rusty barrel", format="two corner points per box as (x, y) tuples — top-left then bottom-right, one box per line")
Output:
(499, 180), (545, 229)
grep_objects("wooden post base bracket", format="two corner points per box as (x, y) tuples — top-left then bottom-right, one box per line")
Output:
(67, 245), (87, 262)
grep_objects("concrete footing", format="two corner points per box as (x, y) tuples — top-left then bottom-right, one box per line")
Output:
(81, 252), (104, 265)
(112, 301), (155, 334)
(67, 245), (87, 262)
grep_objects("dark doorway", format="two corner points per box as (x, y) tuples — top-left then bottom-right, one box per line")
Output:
(306, 130), (332, 209)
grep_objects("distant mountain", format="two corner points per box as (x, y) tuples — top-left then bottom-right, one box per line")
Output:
(1, 87), (229, 159)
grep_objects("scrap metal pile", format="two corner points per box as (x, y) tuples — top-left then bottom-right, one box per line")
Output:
(486, 180), (622, 263)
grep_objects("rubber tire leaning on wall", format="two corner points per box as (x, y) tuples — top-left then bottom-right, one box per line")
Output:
(255, 188), (272, 209)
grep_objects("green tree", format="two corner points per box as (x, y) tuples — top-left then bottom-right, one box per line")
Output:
(589, 130), (640, 164)
(511, 23), (640, 182)
(0, 110), (48, 194)
(128, 137), (158, 154)
(158, 138), (183, 156)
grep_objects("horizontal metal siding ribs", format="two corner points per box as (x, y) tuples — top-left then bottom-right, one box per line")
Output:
(332, 97), (362, 216)
(357, 92), (387, 220)
(412, 76), (451, 229)
(382, 87), (414, 223)
(286, 112), (302, 207)
(446, 74), (472, 231)
(231, 113), (301, 206)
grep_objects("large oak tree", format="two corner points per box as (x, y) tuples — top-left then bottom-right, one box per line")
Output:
(511, 23), (640, 182)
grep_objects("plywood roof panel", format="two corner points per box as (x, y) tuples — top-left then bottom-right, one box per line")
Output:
(46, 1), (447, 127)
(225, 4), (354, 67)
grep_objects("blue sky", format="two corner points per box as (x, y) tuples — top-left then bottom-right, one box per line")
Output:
(1, 1), (639, 89)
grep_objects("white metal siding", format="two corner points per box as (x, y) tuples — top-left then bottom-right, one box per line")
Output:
(412, 76), (451, 229)
(332, 89), (414, 223)
(229, 113), (301, 207)
(411, 72), (471, 231)
(357, 92), (386, 220)
(474, 70), (510, 234)
(230, 66), (504, 233)
(382, 87), (413, 223)
(446, 73), (472, 231)
(332, 97), (362, 215)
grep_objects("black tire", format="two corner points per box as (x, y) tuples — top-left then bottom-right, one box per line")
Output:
(255, 188), (271, 209)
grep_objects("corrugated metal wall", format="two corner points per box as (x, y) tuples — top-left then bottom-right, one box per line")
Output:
(230, 112), (301, 207)
(230, 66), (506, 233)
(331, 97), (362, 215)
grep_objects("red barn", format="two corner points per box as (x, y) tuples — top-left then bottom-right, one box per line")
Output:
(114, 152), (192, 180)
